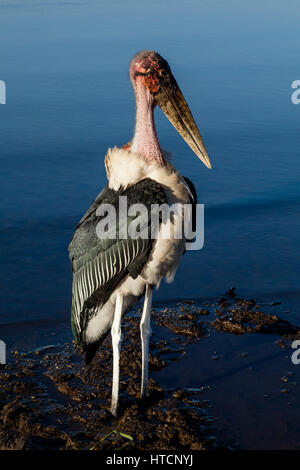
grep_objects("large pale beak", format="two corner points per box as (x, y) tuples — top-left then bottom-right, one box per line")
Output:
(155, 74), (212, 169)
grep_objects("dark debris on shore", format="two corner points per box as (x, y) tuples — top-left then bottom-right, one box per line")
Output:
(0, 290), (299, 450)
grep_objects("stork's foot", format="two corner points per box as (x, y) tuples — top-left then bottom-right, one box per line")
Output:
(110, 398), (119, 417)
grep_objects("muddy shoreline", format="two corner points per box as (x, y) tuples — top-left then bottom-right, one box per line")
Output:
(0, 291), (299, 450)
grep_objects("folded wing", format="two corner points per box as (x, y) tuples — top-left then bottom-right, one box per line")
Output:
(68, 178), (167, 344)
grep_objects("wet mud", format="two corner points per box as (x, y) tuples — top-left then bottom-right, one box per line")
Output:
(0, 290), (299, 450)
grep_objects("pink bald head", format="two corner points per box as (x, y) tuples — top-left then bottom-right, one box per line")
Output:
(130, 50), (170, 95)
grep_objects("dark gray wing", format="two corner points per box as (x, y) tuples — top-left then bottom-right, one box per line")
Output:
(68, 178), (166, 343)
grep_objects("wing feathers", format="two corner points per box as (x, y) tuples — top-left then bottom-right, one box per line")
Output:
(69, 178), (167, 342)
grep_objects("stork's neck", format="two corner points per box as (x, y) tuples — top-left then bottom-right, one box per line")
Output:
(131, 78), (165, 167)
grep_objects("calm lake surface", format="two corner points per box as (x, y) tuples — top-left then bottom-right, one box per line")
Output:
(1, 0), (300, 328)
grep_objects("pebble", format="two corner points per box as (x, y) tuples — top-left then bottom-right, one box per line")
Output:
(238, 352), (248, 357)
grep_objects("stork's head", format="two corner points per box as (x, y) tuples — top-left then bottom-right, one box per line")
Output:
(130, 51), (212, 169)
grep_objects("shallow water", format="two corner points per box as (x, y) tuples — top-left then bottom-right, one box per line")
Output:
(1, 1), (300, 326)
(155, 317), (300, 450)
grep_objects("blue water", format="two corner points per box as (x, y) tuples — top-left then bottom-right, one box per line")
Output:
(1, 0), (300, 325)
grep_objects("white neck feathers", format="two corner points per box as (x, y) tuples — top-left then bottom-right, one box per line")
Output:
(104, 147), (189, 204)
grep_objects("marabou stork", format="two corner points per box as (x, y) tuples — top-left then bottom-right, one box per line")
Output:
(69, 51), (211, 416)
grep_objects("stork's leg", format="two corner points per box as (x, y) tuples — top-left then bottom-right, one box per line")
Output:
(110, 294), (123, 416)
(140, 284), (153, 399)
